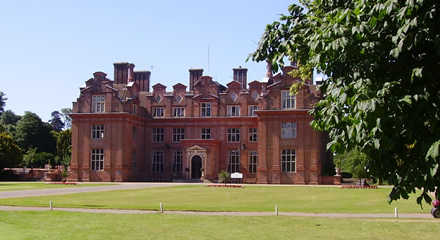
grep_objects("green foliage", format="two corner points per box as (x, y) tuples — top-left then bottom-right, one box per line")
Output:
(0, 110), (21, 125)
(0, 132), (22, 168)
(53, 129), (72, 167)
(0, 91), (6, 114)
(15, 111), (56, 154)
(250, 0), (440, 204)
(335, 149), (369, 179)
(49, 111), (64, 131)
(23, 148), (54, 168)
(218, 170), (230, 184)
(60, 108), (72, 129)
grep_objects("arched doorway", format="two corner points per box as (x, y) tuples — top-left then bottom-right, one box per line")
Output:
(191, 155), (202, 179)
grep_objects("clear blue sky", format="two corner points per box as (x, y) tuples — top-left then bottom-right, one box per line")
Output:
(0, 0), (297, 121)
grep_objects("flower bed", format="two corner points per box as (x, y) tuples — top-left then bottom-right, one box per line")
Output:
(207, 184), (243, 188)
(46, 182), (78, 185)
(341, 185), (378, 189)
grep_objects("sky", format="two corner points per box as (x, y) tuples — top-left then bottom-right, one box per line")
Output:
(0, 0), (298, 121)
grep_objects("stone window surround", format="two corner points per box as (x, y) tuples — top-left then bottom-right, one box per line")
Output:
(91, 124), (104, 140)
(152, 151), (164, 173)
(248, 151), (258, 174)
(227, 128), (240, 142)
(91, 148), (104, 171)
(281, 149), (296, 173)
(91, 95), (105, 113)
(281, 90), (296, 109)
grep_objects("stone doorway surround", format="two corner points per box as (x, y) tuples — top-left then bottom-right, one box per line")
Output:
(186, 145), (207, 180)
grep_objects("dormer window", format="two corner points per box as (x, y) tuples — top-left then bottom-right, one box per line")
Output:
(201, 103), (211, 117)
(173, 107), (185, 117)
(92, 95), (105, 113)
(281, 90), (296, 109)
(227, 105), (240, 117)
(248, 105), (258, 116)
(152, 107), (164, 118)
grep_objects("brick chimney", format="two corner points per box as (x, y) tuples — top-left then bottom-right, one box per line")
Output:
(114, 62), (135, 84)
(134, 71), (151, 92)
(189, 69), (203, 91)
(233, 66), (247, 89)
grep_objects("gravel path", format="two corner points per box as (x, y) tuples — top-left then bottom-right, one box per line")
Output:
(0, 205), (434, 219)
(0, 182), (186, 199)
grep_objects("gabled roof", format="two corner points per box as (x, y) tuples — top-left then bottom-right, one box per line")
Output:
(226, 80), (241, 88)
(152, 83), (166, 89)
(173, 83), (187, 89)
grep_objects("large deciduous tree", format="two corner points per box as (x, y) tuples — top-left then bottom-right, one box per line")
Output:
(0, 132), (22, 169)
(15, 112), (56, 154)
(250, 0), (440, 204)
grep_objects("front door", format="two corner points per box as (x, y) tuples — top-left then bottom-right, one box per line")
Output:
(191, 155), (202, 179)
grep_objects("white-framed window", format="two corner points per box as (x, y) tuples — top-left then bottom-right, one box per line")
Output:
(152, 107), (164, 118)
(227, 128), (240, 142)
(281, 149), (296, 172)
(201, 103), (211, 117)
(172, 128), (185, 143)
(173, 151), (183, 173)
(173, 107), (185, 117)
(248, 105), (258, 116)
(249, 128), (257, 142)
(91, 124), (104, 139)
(281, 90), (296, 109)
(92, 95), (105, 113)
(201, 128), (211, 139)
(228, 150), (240, 173)
(248, 151), (257, 174)
(281, 122), (297, 139)
(152, 151), (164, 173)
(227, 105), (240, 116)
(91, 149), (104, 171)
(152, 128), (164, 143)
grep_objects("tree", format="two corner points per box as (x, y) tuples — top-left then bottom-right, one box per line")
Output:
(49, 111), (64, 132)
(0, 132), (22, 169)
(60, 108), (72, 129)
(0, 91), (6, 115)
(335, 149), (370, 184)
(250, 0), (440, 204)
(53, 129), (71, 167)
(0, 110), (21, 125)
(15, 112), (56, 154)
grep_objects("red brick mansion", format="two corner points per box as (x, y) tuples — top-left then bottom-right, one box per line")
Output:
(69, 62), (333, 183)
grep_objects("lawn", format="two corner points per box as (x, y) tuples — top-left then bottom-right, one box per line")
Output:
(0, 211), (438, 240)
(0, 182), (112, 192)
(0, 185), (432, 214)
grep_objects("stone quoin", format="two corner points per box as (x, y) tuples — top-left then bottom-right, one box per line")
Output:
(69, 62), (334, 184)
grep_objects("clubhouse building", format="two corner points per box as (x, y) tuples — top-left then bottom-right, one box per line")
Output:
(69, 62), (333, 184)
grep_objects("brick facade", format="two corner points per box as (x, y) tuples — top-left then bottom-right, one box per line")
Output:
(69, 62), (333, 183)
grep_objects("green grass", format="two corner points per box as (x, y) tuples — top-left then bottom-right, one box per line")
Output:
(0, 211), (438, 240)
(0, 182), (112, 191)
(0, 185), (432, 214)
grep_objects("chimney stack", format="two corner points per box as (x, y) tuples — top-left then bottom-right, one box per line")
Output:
(189, 69), (203, 90)
(233, 66), (247, 89)
(114, 62), (135, 84)
(134, 71), (151, 92)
